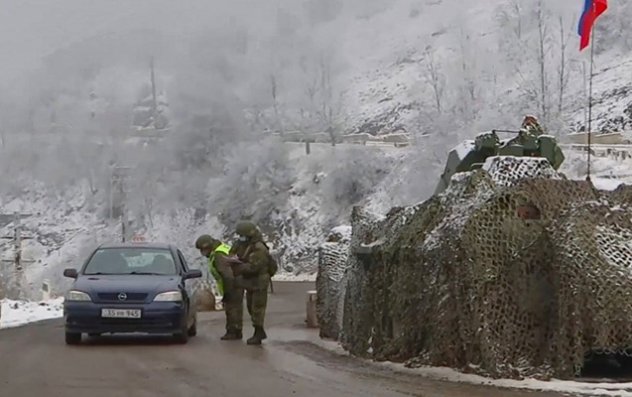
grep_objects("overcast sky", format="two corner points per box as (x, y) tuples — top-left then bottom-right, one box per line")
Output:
(0, 0), (274, 82)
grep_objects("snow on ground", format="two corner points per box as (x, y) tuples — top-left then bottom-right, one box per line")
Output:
(272, 273), (316, 282)
(592, 177), (625, 191)
(0, 298), (63, 329)
(312, 338), (632, 397)
(561, 148), (632, 189)
(566, 54), (632, 132)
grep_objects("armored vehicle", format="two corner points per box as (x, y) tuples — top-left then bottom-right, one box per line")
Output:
(434, 117), (565, 194)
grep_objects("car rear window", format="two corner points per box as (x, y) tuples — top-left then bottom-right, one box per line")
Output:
(84, 247), (177, 275)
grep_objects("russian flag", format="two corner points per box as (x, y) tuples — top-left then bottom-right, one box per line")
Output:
(578, 0), (608, 51)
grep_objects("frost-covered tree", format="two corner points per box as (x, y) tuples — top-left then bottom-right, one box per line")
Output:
(422, 46), (446, 115)
(493, 0), (584, 130)
(207, 136), (297, 228)
(313, 146), (394, 218)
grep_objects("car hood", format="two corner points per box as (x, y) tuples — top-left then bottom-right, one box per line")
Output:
(73, 274), (179, 295)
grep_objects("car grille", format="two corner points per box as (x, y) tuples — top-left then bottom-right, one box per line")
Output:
(98, 318), (174, 327)
(68, 317), (176, 331)
(97, 292), (148, 302)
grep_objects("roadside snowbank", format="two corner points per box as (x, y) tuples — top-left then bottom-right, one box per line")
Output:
(0, 298), (64, 329)
(312, 338), (632, 397)
(272, 273), (316, 282)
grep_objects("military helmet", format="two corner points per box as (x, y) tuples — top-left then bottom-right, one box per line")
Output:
(195, 234), (219, 250)
(235, 221), (258, 238)
(522, 115), (538, 127)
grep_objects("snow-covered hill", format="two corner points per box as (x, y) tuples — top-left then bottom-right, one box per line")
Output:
(3, 0), (632, 299)
(2, 141), (628, 301)
(0, 141), (407, 299)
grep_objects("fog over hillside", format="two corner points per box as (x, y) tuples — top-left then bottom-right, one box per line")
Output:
(2, 0), (632, 299)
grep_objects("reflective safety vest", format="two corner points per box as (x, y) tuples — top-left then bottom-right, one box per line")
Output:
(208, 243), (231, 296)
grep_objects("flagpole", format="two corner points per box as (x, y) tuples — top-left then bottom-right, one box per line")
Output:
(586, 25), (594, 182)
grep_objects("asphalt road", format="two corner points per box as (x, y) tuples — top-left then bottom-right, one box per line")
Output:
(0, 282), (569, 397)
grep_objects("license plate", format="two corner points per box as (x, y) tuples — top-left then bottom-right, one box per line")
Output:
(101, 308), (141, 319)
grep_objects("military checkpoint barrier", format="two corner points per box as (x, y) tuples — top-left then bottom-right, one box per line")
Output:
(316, 155), (632, 380)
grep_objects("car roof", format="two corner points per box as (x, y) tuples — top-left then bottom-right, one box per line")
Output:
(96, 242), (177, 250)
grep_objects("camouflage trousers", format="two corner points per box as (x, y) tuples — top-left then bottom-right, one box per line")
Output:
(230, 274), (270, 328)
(246, 287), (268, 327)
(224, 287), (244, 332)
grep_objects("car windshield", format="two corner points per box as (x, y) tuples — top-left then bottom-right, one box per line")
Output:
(83, 247), (178, 275)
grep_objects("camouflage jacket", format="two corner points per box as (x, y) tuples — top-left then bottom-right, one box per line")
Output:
(230, 236), (271, 291)
(212, 252), (235, 294)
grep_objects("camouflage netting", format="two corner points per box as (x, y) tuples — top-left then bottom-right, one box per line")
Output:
(320, 156), (632, 380)
(194, 279), (218, 312)
(316, 226), (352, 339)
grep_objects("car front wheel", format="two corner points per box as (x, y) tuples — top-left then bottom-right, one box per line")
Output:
(188, 315), (197, 337)
(173, 314), (190, 344)
(174, 329), (189, 344)
(65, 332), (82, 345)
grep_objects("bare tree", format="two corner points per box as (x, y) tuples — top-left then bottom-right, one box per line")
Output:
(302, 73), (319, 130)
(511, 1), (522, 40)
(557, 16), (566, 116)
(497, 0), (555, 124)
(556, 15), (575, 118)
(296, 47), (344, 135)
(318, 52), (334, 129)
(536, 0), (548, 123)
(423, 47), (445, 115)
(270, 73), (282, 133)
(494, 0), (524, 62)
(459, 28), (476, 102)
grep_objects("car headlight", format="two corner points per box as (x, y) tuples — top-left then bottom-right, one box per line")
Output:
(153, 291), (182, 302)
(65, 290), (92, 302)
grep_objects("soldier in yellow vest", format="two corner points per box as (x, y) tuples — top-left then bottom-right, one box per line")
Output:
(195, 235), (244, 340)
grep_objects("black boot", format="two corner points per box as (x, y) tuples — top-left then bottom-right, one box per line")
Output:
(246, 326), (266, 345)
(221, 329), (242, 340)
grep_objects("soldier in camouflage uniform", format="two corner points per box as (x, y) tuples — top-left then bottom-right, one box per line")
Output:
(521, 115), (545, 136)
(504, 115), (545, 148)
(195, 235), (244, 340)
(229, 221), (272, 345)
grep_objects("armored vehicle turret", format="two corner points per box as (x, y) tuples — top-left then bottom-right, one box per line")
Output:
(434, 116), (565, 194)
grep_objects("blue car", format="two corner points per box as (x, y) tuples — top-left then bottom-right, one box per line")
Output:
(62, 242), (202, 345)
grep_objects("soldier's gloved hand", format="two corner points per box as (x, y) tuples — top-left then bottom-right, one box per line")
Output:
(241, 263), (259, 278)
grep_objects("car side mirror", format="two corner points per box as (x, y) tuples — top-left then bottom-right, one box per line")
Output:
(183, 269), (202, 280)
(63, 268), (78, 279)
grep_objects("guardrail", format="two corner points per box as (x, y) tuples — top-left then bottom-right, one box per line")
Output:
(560, 143), (632, 150)
(281, 140), (411, 153)
(560, 143), (632, 161)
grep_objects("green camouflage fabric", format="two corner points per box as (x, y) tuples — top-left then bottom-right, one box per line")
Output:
(231, 224), (271, 327)
(214, 253), (243, 332)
